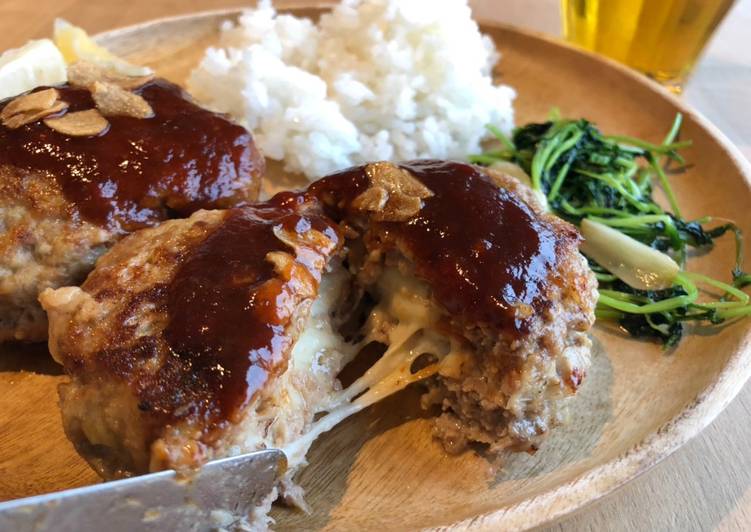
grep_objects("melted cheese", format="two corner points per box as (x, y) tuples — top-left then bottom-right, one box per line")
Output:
(284, 267), (468, 465)
(290, 264), (357, 373)
(236, 264), (355, 470)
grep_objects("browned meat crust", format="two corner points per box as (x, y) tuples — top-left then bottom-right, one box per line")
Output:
(41, 197), (342, 477)
(0, 80), (265, 342)
(0, 166), (113, 342)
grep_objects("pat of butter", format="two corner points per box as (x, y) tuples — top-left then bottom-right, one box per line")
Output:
(0, 39), (67, 101)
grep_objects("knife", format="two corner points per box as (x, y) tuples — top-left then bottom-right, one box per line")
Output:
(0, 449), (286, 532)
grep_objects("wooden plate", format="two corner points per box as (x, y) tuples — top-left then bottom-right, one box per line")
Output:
(2, 6), (751, 531)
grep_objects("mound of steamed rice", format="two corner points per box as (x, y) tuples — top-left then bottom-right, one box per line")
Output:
(188, 0), (516, 179)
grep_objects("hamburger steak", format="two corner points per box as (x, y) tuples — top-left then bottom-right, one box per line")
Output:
(0, 79), (264, 342)
(308, 160), (597, 454)
(41, 160), (596, 524)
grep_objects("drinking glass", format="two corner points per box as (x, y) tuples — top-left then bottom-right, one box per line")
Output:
(561, 0), (736, 93)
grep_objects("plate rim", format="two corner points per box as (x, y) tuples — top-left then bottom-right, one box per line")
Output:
(93, 7), (751, 531)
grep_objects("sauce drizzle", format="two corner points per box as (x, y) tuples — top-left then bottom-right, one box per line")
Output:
(311, 160), (569, 333)
(0, 80), (262, 233)
(163, 195), (340, 427)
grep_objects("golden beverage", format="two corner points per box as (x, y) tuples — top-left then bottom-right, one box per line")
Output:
(562, 0), (735, 92)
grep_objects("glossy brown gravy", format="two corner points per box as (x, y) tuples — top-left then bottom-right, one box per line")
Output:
(163, 195), (340, 428)
(136, 160), (565, 429)
(311, 160), (567, 333)
(0, 80), (261, 233)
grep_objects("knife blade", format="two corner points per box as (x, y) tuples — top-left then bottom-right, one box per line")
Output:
(0, 449), (286, 532)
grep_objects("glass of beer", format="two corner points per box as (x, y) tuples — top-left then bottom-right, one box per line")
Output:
(561, 0), (736, 93)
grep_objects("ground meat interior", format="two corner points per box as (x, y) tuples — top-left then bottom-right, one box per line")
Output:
(286, 248), (593, 463)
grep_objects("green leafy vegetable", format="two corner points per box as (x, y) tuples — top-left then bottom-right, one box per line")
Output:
(471, 113), (751, 347)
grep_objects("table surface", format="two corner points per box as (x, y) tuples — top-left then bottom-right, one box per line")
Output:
(1, 0), (749, 530)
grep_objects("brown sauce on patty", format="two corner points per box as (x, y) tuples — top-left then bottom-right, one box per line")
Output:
(311, 160), (565, 334)
(0, 80), (262, 233)
(163, 194), (340, 428)
(105, 160), (564, 431)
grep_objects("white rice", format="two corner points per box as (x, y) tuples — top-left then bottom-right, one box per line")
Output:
(188, 0), (516, 179)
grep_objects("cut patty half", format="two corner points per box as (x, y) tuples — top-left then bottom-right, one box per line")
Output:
(41, 160), (596, 525)
(1, 78), (264, 342)
(306, 160), (597, 455)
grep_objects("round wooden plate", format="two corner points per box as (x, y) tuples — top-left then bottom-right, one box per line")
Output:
(2, 6), (751, 531)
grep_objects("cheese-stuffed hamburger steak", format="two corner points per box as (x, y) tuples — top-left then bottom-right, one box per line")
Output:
(1, 76), (264, 342)
(41, 160), (596, 526)
(308, 160), (597, 454)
